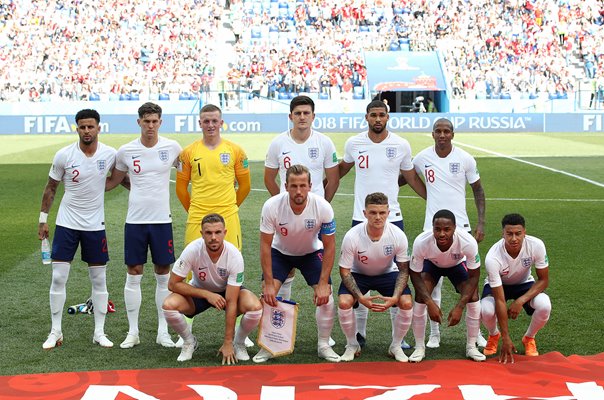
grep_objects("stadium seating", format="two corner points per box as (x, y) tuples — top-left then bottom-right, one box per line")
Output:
(0, 0), (596, 103)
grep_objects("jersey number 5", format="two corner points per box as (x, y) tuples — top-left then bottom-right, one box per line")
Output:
(133, 160), (141, 174)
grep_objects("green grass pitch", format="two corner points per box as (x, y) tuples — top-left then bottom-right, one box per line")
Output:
(0, 131), (603, 376)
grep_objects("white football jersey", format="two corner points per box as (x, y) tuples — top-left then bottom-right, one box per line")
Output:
(485, 235), (548, 287)
(339, 222), (409, 276)
(411, 229), (481, 272)
(172, 238), (244, 292)
(260, 192), (335, 256)
(265, 129), (338, 197)
(343, 131), (414, 222)
(115, 136), (182, 223)
(49, 142), (116, 231)
(413, 145), (480, 231)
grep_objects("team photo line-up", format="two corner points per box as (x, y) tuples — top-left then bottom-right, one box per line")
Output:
(38, 96), (550, 365)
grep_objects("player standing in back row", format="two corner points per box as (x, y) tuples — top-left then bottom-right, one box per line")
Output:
(176, 104), (250, 249)
(264, 95), (339, 302)
(337, 99), (426, 349)
(38, 109), (116, 349)
(106, 102), (182, 349)
(409, 117), (487, 349)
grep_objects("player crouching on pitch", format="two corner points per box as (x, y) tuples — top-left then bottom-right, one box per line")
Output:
(480, 213), (551, 363)
(162, 213), (262, 363)
(337, 192), (414, 362)
(408, 209), (485, 363)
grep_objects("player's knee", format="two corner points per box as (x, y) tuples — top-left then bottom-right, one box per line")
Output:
(127, 265), (144, 275)
(399, 295), (413, 310)
(480, 297), (496, 318)
(51, 272), (69, 286)
(531, 293), (551, 318)
(338, 295), (355, 310)
(162, 293), (183, 311)
(241, 292), (262, 312)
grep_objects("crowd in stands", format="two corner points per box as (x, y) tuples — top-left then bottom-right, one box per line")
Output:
(1, 0), (604, 103)
(0, 0), (225, 102)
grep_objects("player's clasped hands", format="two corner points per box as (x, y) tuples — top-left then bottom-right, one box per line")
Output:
(508, 301), (523, 320)
(361, 295), (397, 312)
(207, 292), (227, 310)
(217, 343), (237, 365)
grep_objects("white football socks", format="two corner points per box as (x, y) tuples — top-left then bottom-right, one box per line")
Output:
(49, 262), (70, 333)
(155, 273), (170, 335)
(124, 274), (143, 336)
(89, 265), (109, 337)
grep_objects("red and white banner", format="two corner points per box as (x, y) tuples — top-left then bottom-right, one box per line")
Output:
(257, 299), (298, 357)
(1, 352), (603, 400)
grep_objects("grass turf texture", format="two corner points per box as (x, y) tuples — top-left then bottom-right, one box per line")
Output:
(0, 131), (603, 376)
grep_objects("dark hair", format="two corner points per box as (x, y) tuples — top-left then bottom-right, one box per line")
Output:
(202, 213), (225, 227)
(200, 104), (222, 116)
(433, 209), (456, 225)
(290, 95), (315, 113)
(75, 109), (100, 124)
(432, 117), (454, 132)
(502, 213), (525, 228)
(285, 164), (311, 184)
(138, 102), (162, 119)
(366, 100), (388, 113)
(365, 192), (388, 207)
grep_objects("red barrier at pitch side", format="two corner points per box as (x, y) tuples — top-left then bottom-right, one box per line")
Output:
(1, 352), (603, 399)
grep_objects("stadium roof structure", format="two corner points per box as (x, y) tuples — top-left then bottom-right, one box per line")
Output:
(365, 51), (447, 92)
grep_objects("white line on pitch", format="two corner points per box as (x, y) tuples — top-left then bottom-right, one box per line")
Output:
(171, 181), (603, 201)
(248, 188), (603, 202)
(454, 141), (604, 188)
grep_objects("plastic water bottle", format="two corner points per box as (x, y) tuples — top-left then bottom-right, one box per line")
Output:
(41, 238), (51, 265)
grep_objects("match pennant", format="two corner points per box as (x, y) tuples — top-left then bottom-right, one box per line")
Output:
(257, 298), (299, 357)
